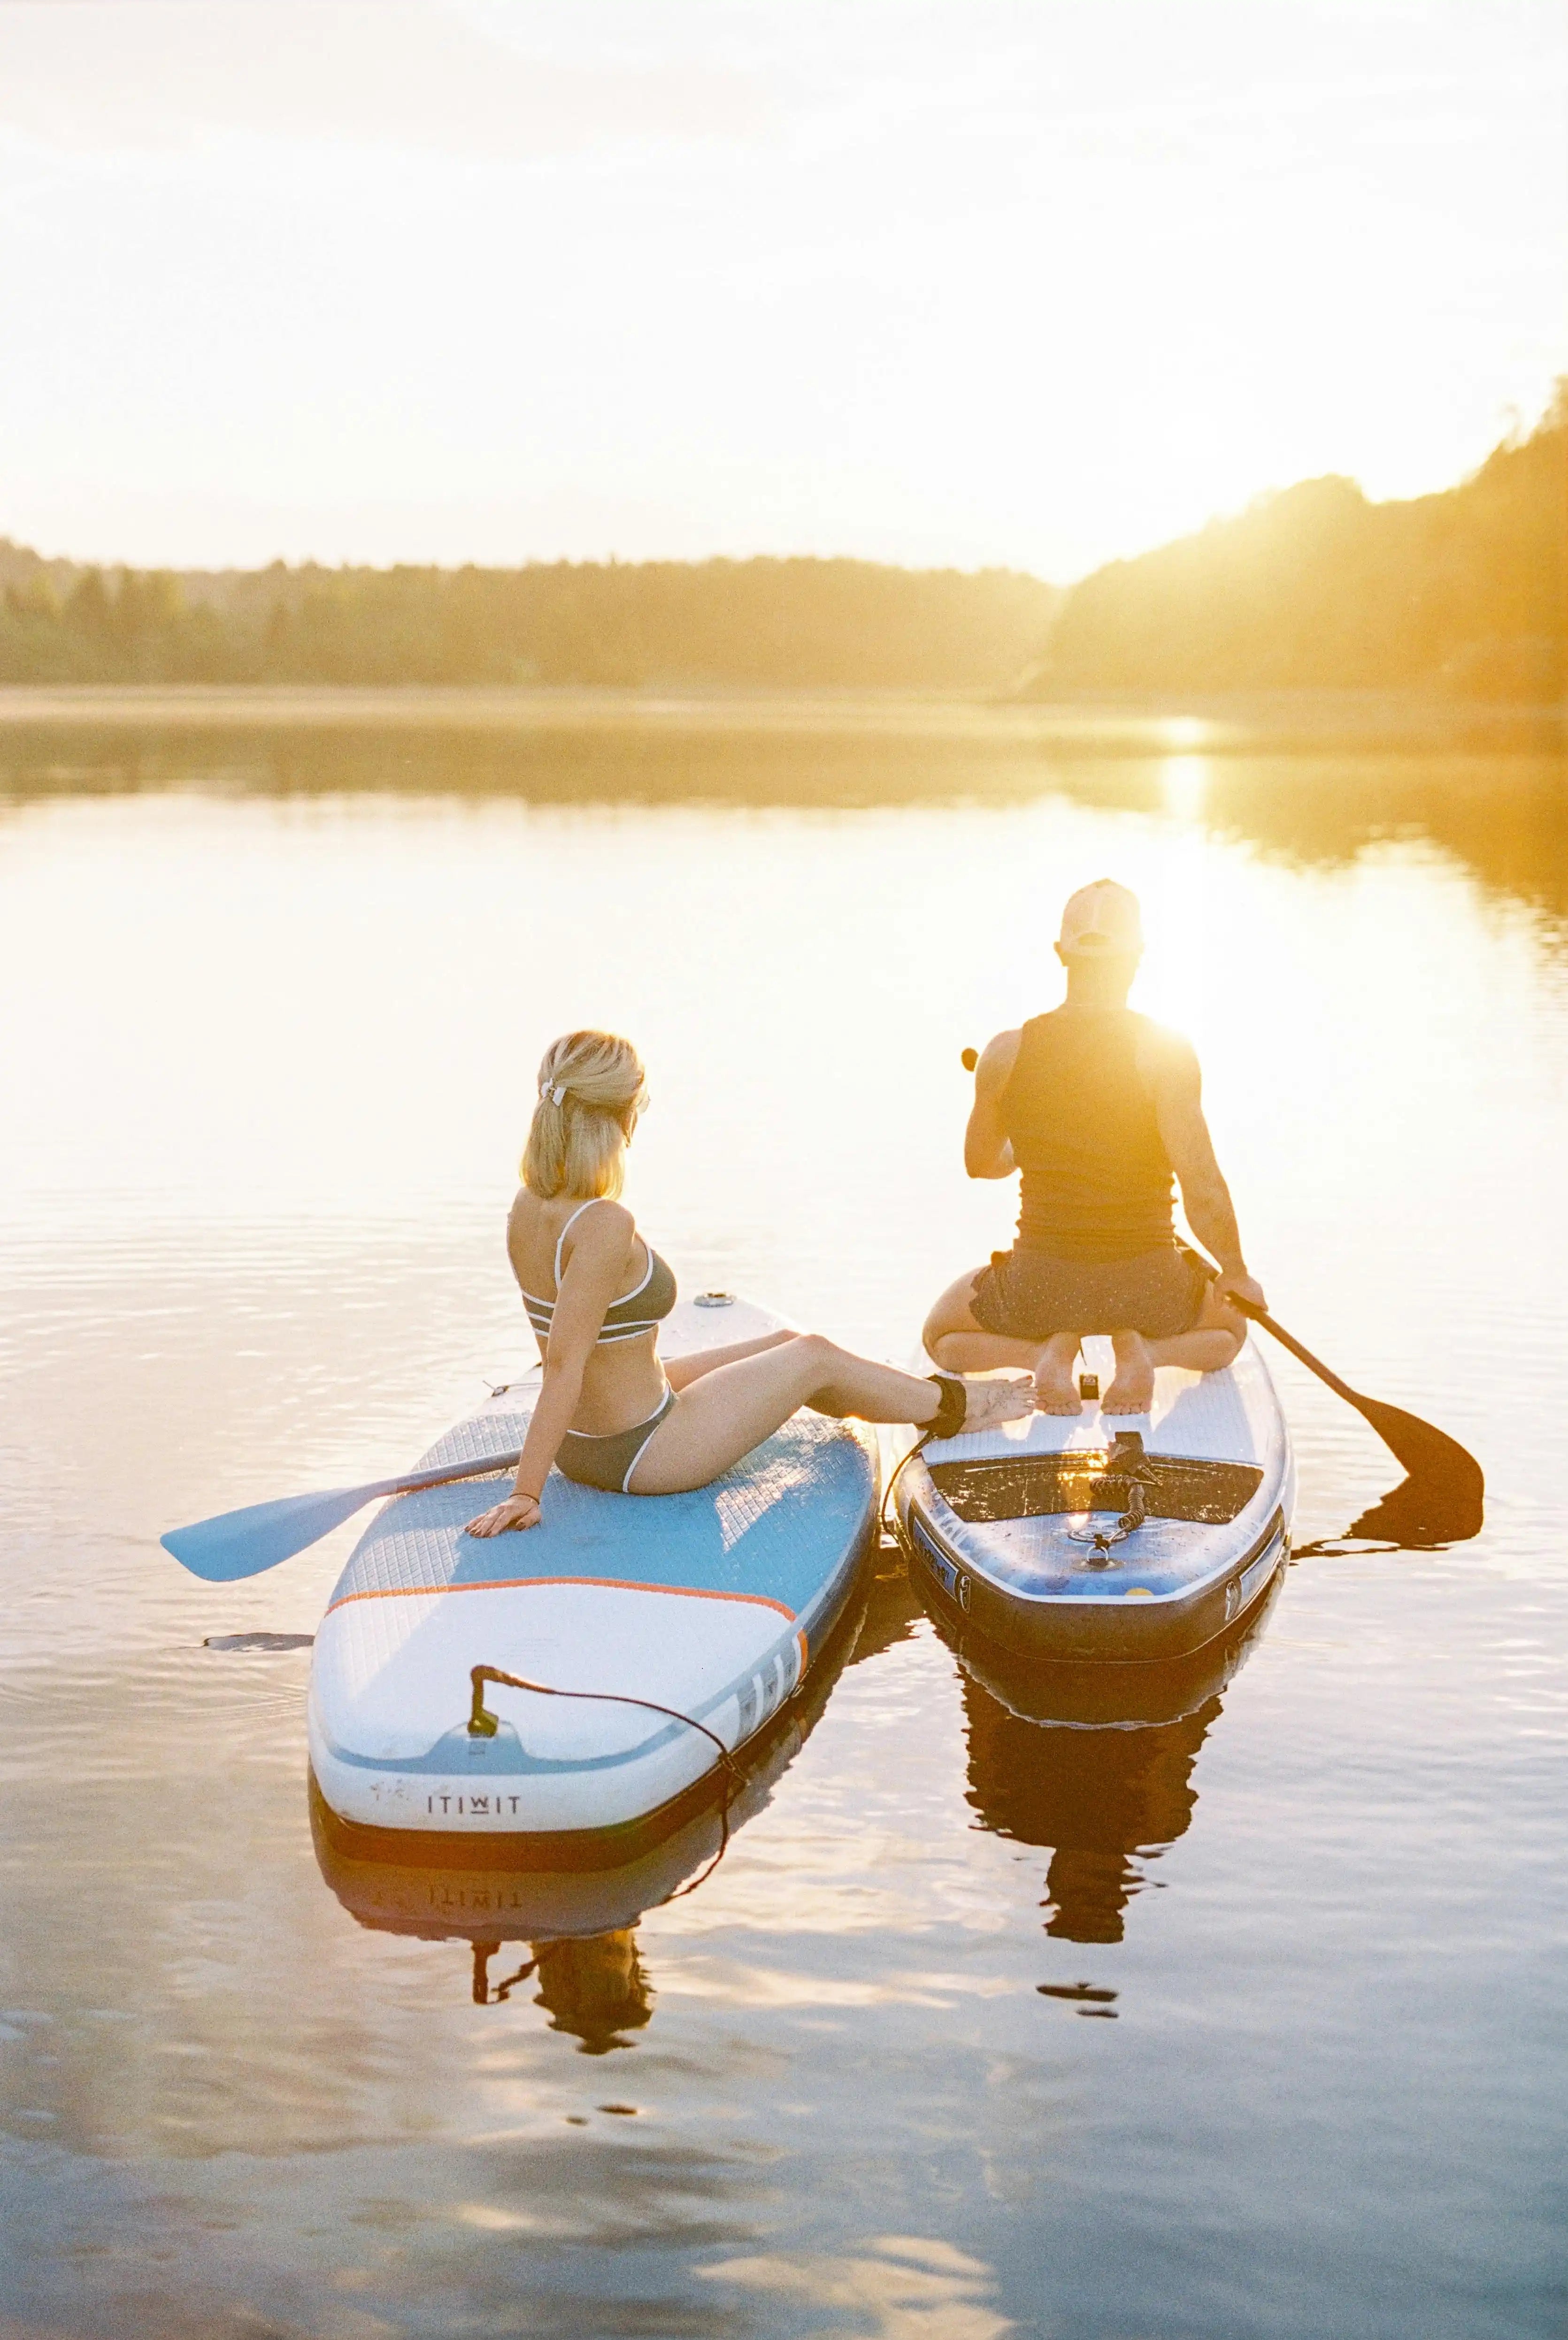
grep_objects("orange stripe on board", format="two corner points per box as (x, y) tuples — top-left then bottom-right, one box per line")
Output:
(325, 1573), (797, 1622)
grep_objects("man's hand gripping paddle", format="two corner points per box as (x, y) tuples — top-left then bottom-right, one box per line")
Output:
(959, 1044), (1483, 1541)
(161, 1446), (525, 1581)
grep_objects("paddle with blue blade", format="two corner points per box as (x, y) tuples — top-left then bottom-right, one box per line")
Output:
(161, 1446), (524, 1581)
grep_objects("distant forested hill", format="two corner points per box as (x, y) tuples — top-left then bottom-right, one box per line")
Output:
(1025, 394), (1566, 704)
(0, 550), (1057, 691)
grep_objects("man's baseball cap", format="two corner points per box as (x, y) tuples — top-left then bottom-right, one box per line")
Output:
(1058, 878), (1144, 957)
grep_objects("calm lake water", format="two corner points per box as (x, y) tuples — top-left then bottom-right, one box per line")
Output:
(0, 713), (1564, 2340)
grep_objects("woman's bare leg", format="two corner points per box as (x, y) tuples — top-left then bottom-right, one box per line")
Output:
(924, 1268), (1082, 1414)
(662, 1329), (798, 1391)
(629, 1333), (1032, 1496)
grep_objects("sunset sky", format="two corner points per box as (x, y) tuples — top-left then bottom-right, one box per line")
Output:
(2, 0), (1563, 580)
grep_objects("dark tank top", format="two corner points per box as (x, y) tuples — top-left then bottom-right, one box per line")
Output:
(999, 1007), (1176, 1261)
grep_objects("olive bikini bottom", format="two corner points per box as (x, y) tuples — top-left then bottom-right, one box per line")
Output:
(554, 1385), (676, 1494)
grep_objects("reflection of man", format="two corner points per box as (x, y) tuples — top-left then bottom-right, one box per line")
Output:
(923, 880), (1266, 1415)
(959, 1669), (1218, 1945)
(470, 1928), (653, 2051)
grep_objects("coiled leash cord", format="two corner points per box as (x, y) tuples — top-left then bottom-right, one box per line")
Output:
(467, 1665), (742, 1908)
(468, 1663), (738, 1775)
(461, 1392), (746, 1902)
(461, 1371), (966, 1953)
(879, 1431), (931, 1558)
(877, 1369), (968, 1555)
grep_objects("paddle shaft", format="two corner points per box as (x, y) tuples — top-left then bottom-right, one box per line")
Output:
(1226, 1299), (1363, 1406)
(1186, 1259), (1386, 1418)
(1191, 1264), (1480, 1494)
(363, 1447), (523, 1503)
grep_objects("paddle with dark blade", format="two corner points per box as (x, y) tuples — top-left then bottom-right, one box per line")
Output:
(161, 1445), (525, 1582)
(1226, 1297), (1484, 1544)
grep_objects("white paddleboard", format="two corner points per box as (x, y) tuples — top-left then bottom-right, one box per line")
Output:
(894, 1331), (1294, 1661)
(308, 1297), (879, 1851)
(309, 1557), (878, 1945)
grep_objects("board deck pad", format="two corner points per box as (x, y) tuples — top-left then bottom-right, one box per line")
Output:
(308, 1297), (879, 1842)
(922, 1333), (1271, 1469)
(897, 1334), (1294, 1661)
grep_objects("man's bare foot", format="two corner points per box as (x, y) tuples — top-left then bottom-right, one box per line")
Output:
(956, 1374), (1036, 1432)
(1031, 1332), (1082, 1416)
(1102, 1329), (1155, 1415)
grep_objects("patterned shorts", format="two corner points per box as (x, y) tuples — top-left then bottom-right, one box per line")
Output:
(970, 1242), (1213, 1343)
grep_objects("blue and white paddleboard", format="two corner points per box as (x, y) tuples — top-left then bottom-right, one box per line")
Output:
(894, 1331), (1294, 1663)
(307, 1297), (879, 1851)
(310, 1564), (877, 1946)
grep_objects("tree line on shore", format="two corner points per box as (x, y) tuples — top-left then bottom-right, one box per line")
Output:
(1025, 391), (1565, 705)
(0, 551), (1056, 692)
(1, 394), (1560, 701)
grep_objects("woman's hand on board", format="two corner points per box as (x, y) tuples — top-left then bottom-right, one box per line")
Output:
(467, 1490), (543, 1537)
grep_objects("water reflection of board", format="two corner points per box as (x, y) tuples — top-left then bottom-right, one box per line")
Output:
(949, 1577), (1286, 1948)
(894, 1332), (1294, 1662)
(307, 1297), (878, 1857)
(309, 1559), (882, 1962)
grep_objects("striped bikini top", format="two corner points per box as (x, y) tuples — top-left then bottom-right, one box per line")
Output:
(517, 1198), (677, 1346)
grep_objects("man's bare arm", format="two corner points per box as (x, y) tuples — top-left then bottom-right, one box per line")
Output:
(1147, 1033), (1267, 1312)
(965, 1029), (1022, 1179)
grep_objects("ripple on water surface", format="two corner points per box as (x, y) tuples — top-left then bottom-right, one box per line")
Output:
(0, 771), (1563, 2339)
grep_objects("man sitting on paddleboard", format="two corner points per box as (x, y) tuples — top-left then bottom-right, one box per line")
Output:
(922, 880), (1267, 1416)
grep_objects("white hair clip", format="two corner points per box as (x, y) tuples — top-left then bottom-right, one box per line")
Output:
(540, 1082), (567, 1106)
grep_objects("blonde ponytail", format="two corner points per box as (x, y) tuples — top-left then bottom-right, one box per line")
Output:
(521, 1030), (648, 1200)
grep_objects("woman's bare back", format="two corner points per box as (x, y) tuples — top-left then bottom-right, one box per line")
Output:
(506, 1188), (668, 1435)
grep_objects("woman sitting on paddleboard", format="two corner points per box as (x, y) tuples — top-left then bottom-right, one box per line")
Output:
(469, 1030), (1031, 1537)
